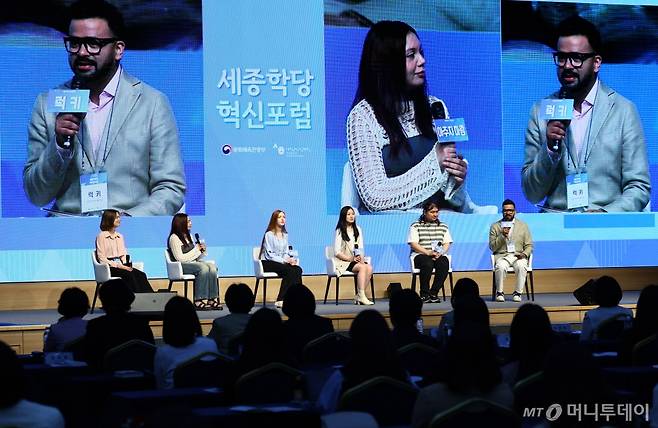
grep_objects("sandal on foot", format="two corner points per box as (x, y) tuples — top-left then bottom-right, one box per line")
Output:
(194, 300), (209, 311)
(208, 298), (223, 310)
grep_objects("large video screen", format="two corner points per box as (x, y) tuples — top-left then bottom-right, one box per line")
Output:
(0, 0), (656, 282)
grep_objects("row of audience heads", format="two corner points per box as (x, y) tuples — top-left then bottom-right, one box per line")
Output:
(57, 274), (658, 346)
(7, 276), (658, 411)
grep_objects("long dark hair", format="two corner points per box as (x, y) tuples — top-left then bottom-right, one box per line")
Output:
(162, 296), (202, 348)
(509, 304), (554, 381)
(100, 209), (119, 231)
(353, 20), (435, 158)
(169, 213), (192, 248)
(342, 309), (407, 391)
(444, 321), (501, 394)
(239, 307), (294, 374)
(632, 284), (658, 340)
(335, 205), (360, 243)
(260, 210), (287, 257)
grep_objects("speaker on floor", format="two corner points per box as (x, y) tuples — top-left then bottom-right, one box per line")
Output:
(573, 279), (596, 306)
(130, 291), (177, 313)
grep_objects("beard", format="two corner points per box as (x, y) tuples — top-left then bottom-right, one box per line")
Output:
(559, 68), (596, 95)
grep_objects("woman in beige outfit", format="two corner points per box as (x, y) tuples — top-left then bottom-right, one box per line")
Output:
(333, 206), (373, 305)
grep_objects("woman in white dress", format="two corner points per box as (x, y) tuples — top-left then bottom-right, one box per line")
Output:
(333, 206), (373, 305)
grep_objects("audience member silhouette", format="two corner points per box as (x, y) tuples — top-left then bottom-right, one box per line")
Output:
(502, 303), (555, 384)
(426, 295), (492, 384)
(80, 279), (154, 369)
(436, 277), (480, 346)
(154, 296), (218, 389)
(389, 289), (440, 349)
(0, 341), (65, 427)
(412, 321), (513, 428)
(620, 284), (658, 364)
(342, 309), (408, 393)
(453, 294), (491, 331)
(542, 342), (613, 428)
(208, 283), (254, 355)
(44, 287), (89, 352)
(580, 276), (633, 341)
(318, 309), (408, 412)
(282, 284), (334, 362)
(234, 307), (296, 380)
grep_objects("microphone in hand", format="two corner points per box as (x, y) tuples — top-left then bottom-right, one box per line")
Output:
(430, 101), (446, 120)
(548, 87), (571, 152)
(60, 77), (84, 149)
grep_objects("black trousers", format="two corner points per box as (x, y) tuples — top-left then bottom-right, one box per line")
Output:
(110, 267), (153, 293)
(414, 254), (449, 296)
(261, 260), (303, 300)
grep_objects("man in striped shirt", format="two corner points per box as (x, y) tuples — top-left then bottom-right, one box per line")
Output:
(407, 201), (453, 303)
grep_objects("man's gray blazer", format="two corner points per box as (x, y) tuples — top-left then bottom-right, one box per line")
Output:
(24, 69), (186, 216)
(522, 81), (650, 212)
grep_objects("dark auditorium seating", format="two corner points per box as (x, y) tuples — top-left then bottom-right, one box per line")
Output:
(302, 332), (352, 366)
(339, 376), (418, 426)
(103, 339), (156, 372)
(429, 398), (520, 428)
(234, 362), (304, 404)
(397, 342), (441, 379)
(173, 351), (235, 389)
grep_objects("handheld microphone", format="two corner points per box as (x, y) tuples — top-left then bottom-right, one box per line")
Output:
(550, 87), (570, 152)
(62, 77), (83, 149)
(194, 233), (201, 244)
(430, 101), (446, 120)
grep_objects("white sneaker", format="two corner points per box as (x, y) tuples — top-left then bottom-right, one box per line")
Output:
(512, 293), (522, 302)
(495, 292), (505, 302)
(274, 301), (283, 308)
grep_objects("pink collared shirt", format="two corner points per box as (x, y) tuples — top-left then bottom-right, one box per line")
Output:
(95, 230), (127, 268)
(85, 66), (122, 160)
(570, 79), (598, 162)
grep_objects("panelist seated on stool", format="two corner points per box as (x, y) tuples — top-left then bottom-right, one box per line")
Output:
(489, 199), (533, 302)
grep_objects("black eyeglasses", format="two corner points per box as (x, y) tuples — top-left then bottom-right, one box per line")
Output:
(552, 52), (597, 68)
(63, 36), (118, 54)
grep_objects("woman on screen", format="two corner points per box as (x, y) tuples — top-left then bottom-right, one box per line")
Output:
(95, 209), (153, 293)
(334, 206), (373, 305)
(260, 210), (303, 308)
(168, 214), (221, 310)
(347, 20), (485, 213)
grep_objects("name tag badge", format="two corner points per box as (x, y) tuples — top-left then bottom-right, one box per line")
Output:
(507, 243), (516, 253)
(80, 172), (108, 213)
(566, 173), (588, 209)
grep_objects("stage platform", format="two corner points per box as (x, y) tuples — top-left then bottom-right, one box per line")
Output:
(0, 290), (640, 355)
(2, 266), (655, 353)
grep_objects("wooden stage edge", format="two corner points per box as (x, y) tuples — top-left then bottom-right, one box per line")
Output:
(0, 265), (656, 312)
(1, 266), (656, 354)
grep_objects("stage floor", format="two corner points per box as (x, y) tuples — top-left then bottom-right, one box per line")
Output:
(0, 291), (640, 327)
